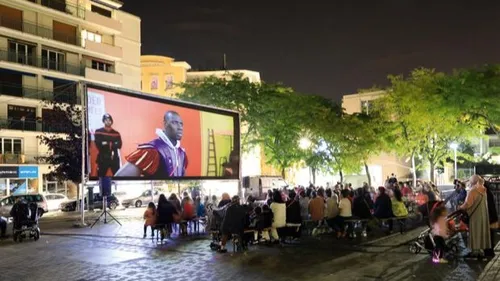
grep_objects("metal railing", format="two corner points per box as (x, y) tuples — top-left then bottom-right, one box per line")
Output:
(0, 117), (69, 134)
(0, 49), (84, 76)
(26, 0), (86, 19)
(0, 16), (81, 46)
(0, 83), (80, 104)
(0, 153), (48, 164)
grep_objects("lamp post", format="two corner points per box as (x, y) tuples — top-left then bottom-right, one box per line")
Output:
(450, 142), (458, 180)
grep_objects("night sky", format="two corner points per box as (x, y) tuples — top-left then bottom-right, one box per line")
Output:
(122, 0), (500, 100)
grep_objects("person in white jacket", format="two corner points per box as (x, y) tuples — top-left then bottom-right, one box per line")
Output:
(270, 190), (287, 242)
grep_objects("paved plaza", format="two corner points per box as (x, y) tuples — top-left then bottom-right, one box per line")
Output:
(0, 211), (497, 281)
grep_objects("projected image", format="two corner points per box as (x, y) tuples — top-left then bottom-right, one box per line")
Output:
(87, 87), (239, 180)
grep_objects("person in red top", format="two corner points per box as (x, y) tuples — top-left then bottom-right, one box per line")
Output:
(115, 111), (188, 178)
(94, 113), (122, 177)
(401, 183), (413, 197)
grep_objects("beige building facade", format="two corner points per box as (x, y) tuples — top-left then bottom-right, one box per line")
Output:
(0, 0), (141, 197)
(342, 91), (412, 186)
(140, 55), (191, 97)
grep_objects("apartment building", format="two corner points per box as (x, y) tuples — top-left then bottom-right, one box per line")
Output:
(0, 0), (141, 197)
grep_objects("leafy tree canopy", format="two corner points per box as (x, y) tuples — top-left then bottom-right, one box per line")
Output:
(38, 101), (82, 184)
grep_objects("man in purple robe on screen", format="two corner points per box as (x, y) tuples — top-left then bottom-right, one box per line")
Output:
(115, 111), (188, 178)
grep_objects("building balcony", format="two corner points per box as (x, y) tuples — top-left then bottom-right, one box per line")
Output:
(84, 67), (122, 85)
(0, 117), (68, 134)
(84, 40), (122, 59)
(91, 0), (123, 9)
(0, 49), (83, 76)
(85, 10), (122, 32)
(0, 16), (80, 46)
(0, 83), (80, 104)
(25, 0), (86, 19)
(0, 153), (48, 165)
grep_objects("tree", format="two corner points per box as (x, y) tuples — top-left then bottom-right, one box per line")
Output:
(439, 64), (500, 134)
(376, 68), (480, 184)
(343, 112), (393, 186)
(37, 100), (83, 185)
(179, 73), (262, 150)
(179, 74), (327, 179)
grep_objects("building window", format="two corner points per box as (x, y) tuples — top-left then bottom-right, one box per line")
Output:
(91, 5), (112, 18)
(8, 41), (35, 65)
(81, 30), (102, 47)
(41, 0), (66, 12)
(151, 76), (158, 90)
(165, 75), (174, 89)
(42, 49), (66, 72)
(0, 138), (23, 155)
(361, 100), (373, 115)
(91, 60), (112, 72)
(7, 105), (36, 131)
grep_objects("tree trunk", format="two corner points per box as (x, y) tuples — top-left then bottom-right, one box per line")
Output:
(339, 170), (344, 184)
(311, 167), (317, 185)
(364, 162), (372, 187)
(411, 154), (417, 188)
(281, 167), (286, 179)
(429, 160), (435, 183)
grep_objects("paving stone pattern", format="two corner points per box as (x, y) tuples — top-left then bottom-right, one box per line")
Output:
(478, 242), (500, 281)
(0, 219), (493, 281)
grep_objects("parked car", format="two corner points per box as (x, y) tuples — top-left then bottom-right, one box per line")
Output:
(44, 193), (69, 211)
(121, 190), (159, 208)
(60, 194), (120, 212)
(0, 194), (49, 218)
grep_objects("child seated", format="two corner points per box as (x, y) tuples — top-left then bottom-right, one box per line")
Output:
(430, 205), (449, 263)
(255, 205), (273, 242)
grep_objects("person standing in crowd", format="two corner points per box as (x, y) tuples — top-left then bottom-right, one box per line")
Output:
(94, 113), (122, 176)
(484, 181), (499, 258)
(460, 175), (491, 259)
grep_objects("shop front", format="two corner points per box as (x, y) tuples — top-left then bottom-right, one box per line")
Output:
(0, 166), (39, 197)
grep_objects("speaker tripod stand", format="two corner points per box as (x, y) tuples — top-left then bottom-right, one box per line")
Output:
(90, 196), (122, 228)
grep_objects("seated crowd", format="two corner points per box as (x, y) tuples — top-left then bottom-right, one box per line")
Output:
(139, 181), (412, 253)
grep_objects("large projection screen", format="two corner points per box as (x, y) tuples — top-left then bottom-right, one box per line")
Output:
(86, 85), (240, 181)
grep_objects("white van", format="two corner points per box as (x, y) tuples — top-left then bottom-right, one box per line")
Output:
(243, 176), (288, 200)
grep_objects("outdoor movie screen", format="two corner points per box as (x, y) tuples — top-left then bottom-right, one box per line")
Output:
(86, 86), (240, 180)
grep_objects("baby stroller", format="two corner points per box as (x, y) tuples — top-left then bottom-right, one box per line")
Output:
(12, 201), (41, 243)
(408, 210), (466, 257)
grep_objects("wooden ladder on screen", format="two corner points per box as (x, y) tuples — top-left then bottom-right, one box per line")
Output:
(207, 129), (217, 176)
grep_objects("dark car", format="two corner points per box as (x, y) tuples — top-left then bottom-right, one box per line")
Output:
(60, 194), (120, 212)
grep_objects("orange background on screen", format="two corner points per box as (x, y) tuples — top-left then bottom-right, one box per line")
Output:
(88, 88), (202, 177)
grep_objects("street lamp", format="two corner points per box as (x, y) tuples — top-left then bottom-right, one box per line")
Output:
(450, 142), (458, 180)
